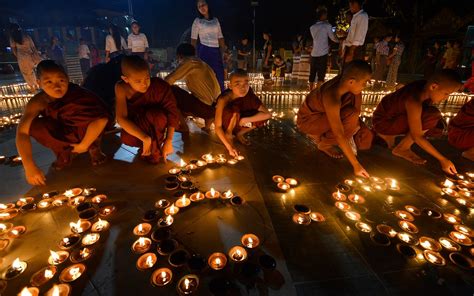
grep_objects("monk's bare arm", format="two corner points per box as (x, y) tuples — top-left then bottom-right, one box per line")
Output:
(115, 82), (149, 142)
(74, 117), (108, 152)
(241, 105), (271, 124)
(214, 96), (235, 153)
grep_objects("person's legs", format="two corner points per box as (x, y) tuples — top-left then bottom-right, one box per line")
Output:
(198, 45), (225, 91)
(171, 86), (215, 131)
(309, 56), (318, 90)
(80, 58), (90, 78)
(316, 55), (328, 89)
(448, 126), (474, 161)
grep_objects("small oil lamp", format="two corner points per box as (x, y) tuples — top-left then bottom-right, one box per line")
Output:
(91, 219), (109, 232)
(64, 188), (82, 198)
(335, 201), (351, 212)
(272, 175), (285, 183)
(419, 237), (442, 251)
(175, 195), (191, 208)
(423, 250), (446, 266)
(208, 253), (227, 270)
(0, 223), (13, 235)
(310, 212), (325, 222)
(216, 156), (227, 164)
(136, 253), (157, 271)
(177, 274), (199, 295)
(157, 215), (174, 227)
(398, 221), (418, 234)
(16, 197), (34, 207)
(376, 224), (398, 238)
(335, 183), (351, 192)
(68, 196), (85, 207)
(221, 190), (234, 200)
(202, 153), (215, 163)
(59, 235), (81, 250)
(186, 163), (198, 170)
(133, 223), (151, 236)
(205, 188), (220, 199)
(277, 182), (290, 192)
(37, 199), (52, 209)
(83, 187), (96, 197)
(131, 237), (152, 254)
(99, 205), (116, 217)
(371, 183), (387, 191)
(442, 187), (459, 197)
(164, 204), (180, 216)
(190, 192), (205, 202)
(396, 243), (417, 259)
(370, 177), (384, 184)
(438, 237), (461, 252)
(385, 178), (400, 191)
(70, 248), (93, 263)
(91, 194), (107, 204)
(449, 231), (472, 246)
(361, 185), (372, 192)
(4, 258), (27, 279)
(168, 167), (181, 175)
(397, 232), (418, 245)
(404, 205), (421, 216)
(82, 233), (100, 246)
(356, 178), (369, 185)
(53, 197), (68, 207)
(18, 287), (39, 296)
(345, 211), (361, 221)
(355, 222), (372, 233)
(228, 246), (248, 262)
(155, 199), (171, 208)
(44, 284), (71, 296)
(196, 160), (207, 167)
(292, 213), (311, 225)
(441, 178), (455, 188)
(0, 203), (15, 210)
(177, 175), (188, 182)
(454, 224), (474, 237)
(227, 159), (238, 165)
(348, 194), (365, 204)
(422, 208), (442, 219)
(59, 264), (85, 283)
(70, 220), (91, 234)
(241, 234), (260, 249)
(443, 213), (461, 224)
(7, 226), (26, 238)
(394, 210), (414, 222)
(344, 179), (356, 186)
(48, 250), (69, 265)
(332, 190), (347, 201)
(285, 178), (298, 187)
(29, 266), (56, 287)
(151, 268), (173, 287)
(235, 155), (245, 161)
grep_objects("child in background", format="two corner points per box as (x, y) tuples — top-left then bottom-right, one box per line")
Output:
(237, 37), (251, 70)
(272, 55), (287, 86)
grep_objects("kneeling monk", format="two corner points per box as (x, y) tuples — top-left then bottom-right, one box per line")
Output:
(16, 60), (110, 185)
(373, 69), (462, 174)
(215, 69), (271, 156)
(115, 55), (179, 164)
(297, 60), (373, 177)
(448, 99), (474, 161)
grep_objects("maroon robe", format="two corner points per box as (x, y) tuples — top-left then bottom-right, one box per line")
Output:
(29, 83), (111, 167)
(373, 80), (442, 136)
(448, 99), (474, 150)
(297, 77), (373, 150)
(218, 87), (268, 134)
(121, 77), (179, 163)
(171, 85), (215, 120)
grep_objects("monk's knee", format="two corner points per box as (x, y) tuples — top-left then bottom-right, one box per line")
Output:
(421, 106), (442, 130)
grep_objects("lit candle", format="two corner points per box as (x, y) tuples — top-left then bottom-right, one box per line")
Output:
(335, 201), (351, 212)
(344, 179), (356, 186)
(175, 195), (191, 208)
(44, 284), (71, 296)
(348, 194), (365, 204)
(377, 224), (398, 238)
(91, 194), (107, 204)
(7, 226), (26, 238)
(438, 237), (461, 252)
(277, 182), (290, 191)
(395, 210), (414, 221)
(423, 250), (446, 266)
(133, 223), (151, 236)
(48, 250), (69, 265)
(91, 219), (109, 232)
(454, 224), (474, 237)
(132, 237), (151, 253)
(37, 199), (51, 209)
(228, 246), (248, 262)
(345, 211), (361, 221)
(241, 233), (260, 249)
(332, 190), (347, 201)
(443, 214), (461, 224)
(419, 237), (442, 251)
(59, 264), (85, 282)
(18, 287), (39, 296)
(157, 215), (174, 227)
(272, 175), (285, 183)
(5, 257), (27, 279)
(190, 192), (205, 202)
(151, 268), (173, 287)
(397, 232), (418, 245)
(208, 253), (227, 270)
(82, 233), (100, 246)
(449, 231), (472, 246)
(205, 188), (221, 199)
(70, 220), (90, 234)
(398, 221), (418, 234)
(221, 190), (234, 199)
(355, 222), (372, 233)
(285, 178), (298, 187)
(442, 187), (459, 197)
(136, 253), (157, 270)
(292, 213), (311, 225)
(386, 178), (400, 190)
(99, 205), (116, 217)
(177, 275), (199, 295)
(164, 204), (180, 215)
(310, 212), (326, 222)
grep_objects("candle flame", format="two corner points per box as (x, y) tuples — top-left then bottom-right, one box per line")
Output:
(65, 190), (74, 197)
(225, 190), (232, 197)
(180, 196), (186, 203)
(215, 257), (221, 266)
(80, 248), (89, 258)
(11, 229), (19, 236)
(0, 212), (10, 217)
(179, 159), (187, 167)
(391, 180), (397, 188)
(146, 255), (154, 267)
(44, 268), (54, 279)
(248, 237), (253, 245)
(400, 233), (410, 242)
(337, 190), (341, 198)
(50, 250), (60, 262)
(443, 179), (454, 187)
(0, 203), (6, 210)
(454, 232), (466, 240)
(166, 215), (173, 224)
(20, 287), (33, 296)
(161, 271), (167, 282)
(427, 253), (439, 263)
(138, 237), (146, 246)
(421, 240), (432, 249)
(52, 286), (60, 296)
(69, 267), (81, 279)
(184, 278), (190, 290)
(12, 258), (22, 270)
(210, 188), (216, 196)
(138, 224), (143, 233)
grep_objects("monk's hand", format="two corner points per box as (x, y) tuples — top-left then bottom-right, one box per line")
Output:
(161, 139), (174, 162)
(70, 143), (88, 154)
(353, 164), (370, 178)
(227, 146), (239, 158)
(239, 117), (248, 127)
(440, 158), (457, 175)
(141, 136), (152, 156)
(25, 165), (46, 186)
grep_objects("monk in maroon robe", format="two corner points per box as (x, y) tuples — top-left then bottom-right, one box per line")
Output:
(373, 69), (462, 174)
(297, 60), (373, 178)
(115, 55), (179, 164)
(16, 60), (110, 185)
(215, 69), (271, 156)
(448, 99), (474, 161)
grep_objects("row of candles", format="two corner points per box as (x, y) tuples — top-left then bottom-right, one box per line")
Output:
(0, 187), (115, 295)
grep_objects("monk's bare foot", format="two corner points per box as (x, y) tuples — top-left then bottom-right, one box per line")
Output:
(52, 152), (75, 170)
(392, 147), (427, 165)
(378, 134), (396, 149)
(318, 145), (344, 159)
(462, 148), (474, 161)
(236, 134), (251, 146)
(89, 148), (107, 166)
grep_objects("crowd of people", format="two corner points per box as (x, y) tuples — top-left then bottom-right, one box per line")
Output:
(4, 0), (473, 187)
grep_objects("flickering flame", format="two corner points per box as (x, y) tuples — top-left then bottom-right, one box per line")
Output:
(443, 179), (454, 188)
(354, 195), (360, 201)
(215, 257), (221, 267)
(184, 278), (190, 290)
(20, 287), (32, 296)
(12, 258), (23, 270)
(80, 248), (90, 258)
(440, 238), (453, 248)
(96, 219), (105, 230)
(0, 213), (10, 217)
(69, 267), (81, 280)
(0, 203), (7, 210)
(0, 223), (5, 231)
(421, 240), (432, 249)
(161, 271), (168, 282)
(447, 216), (457, 223)
(145, 255), (154, 267)
(389, 229), (397, 237)
(11, 229), (19, 236)
(179, 159), (187, 167)
(337, 190), (341, 198)
(297, 216), (305, 224)
(427, 253), (440, 263)
(210, 188), (216, 197)
(180, 196), (187, 204)
(170, 204), (178, 213)
(138, 224), (144, 233)
(248, 237), (253, 245)
(50, 250), (60, 262)
(400, 233), (410, 242)
(44, 268), (54, 279)
(64, 190), (74, 198)
(138, 237), (146, 246)
(454, 232), (467, 240)
(52, 286), (60, 296)
(166, 215), (173, 224)
(390, 180), (397, 188)
(224, 190), (232, 197)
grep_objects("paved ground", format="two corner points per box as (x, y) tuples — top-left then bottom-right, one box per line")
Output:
(0, 100), (473, 295)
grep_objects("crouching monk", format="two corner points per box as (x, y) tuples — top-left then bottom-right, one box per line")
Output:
(448, 98), (474, 161)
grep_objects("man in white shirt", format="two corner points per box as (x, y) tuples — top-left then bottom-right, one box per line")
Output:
(343, 0), (369, 64)
(309, 6), (339, 90)
(78, 38), (91, 77)
(127, 21), (149, 60)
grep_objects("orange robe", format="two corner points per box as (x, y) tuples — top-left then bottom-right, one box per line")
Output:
(448, 99), (474, 150)
(296, 77), (373, 150)
(121, 78), (179, 163)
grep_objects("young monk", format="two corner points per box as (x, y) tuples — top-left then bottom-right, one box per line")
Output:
(215, 69), (271, 156)
(373, 69), (462, 174)
(16, 60), (110, 185)
(165, 43), (219, 132)
(297, 60), (373, 178)
(448, 99), (474, 161)
(115, 55), (179, 164)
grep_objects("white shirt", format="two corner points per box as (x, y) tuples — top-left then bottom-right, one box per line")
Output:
(343, 9), (369, 47)
(78, 44), (90, 59)
(310, 21), (338, 57)
(127, 33), (149, 53)
(191, 17), (224, 48)
(105, 35), (127, 53)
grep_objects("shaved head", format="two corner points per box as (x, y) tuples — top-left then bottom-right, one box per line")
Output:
(428, 69), (462, 89)
(341, 60), (372, 81)
(121, 55), (149, 77)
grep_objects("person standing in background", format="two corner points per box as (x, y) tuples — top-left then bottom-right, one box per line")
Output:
(90, 44), (101, 66)
(48, 36), (66, 71)
(262, 31), (273, 85)
(292, 34), (304, 83)
(78, 38), (91, 78)
(127, 21), (149, 60)
(237, 37), (251, 70)
(105, 25), (127, 63)
(373, 35), (392, 83)
(342, 0), (368, 64)
(386, 35), (404, 88)
(9, 23), (42, 90)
